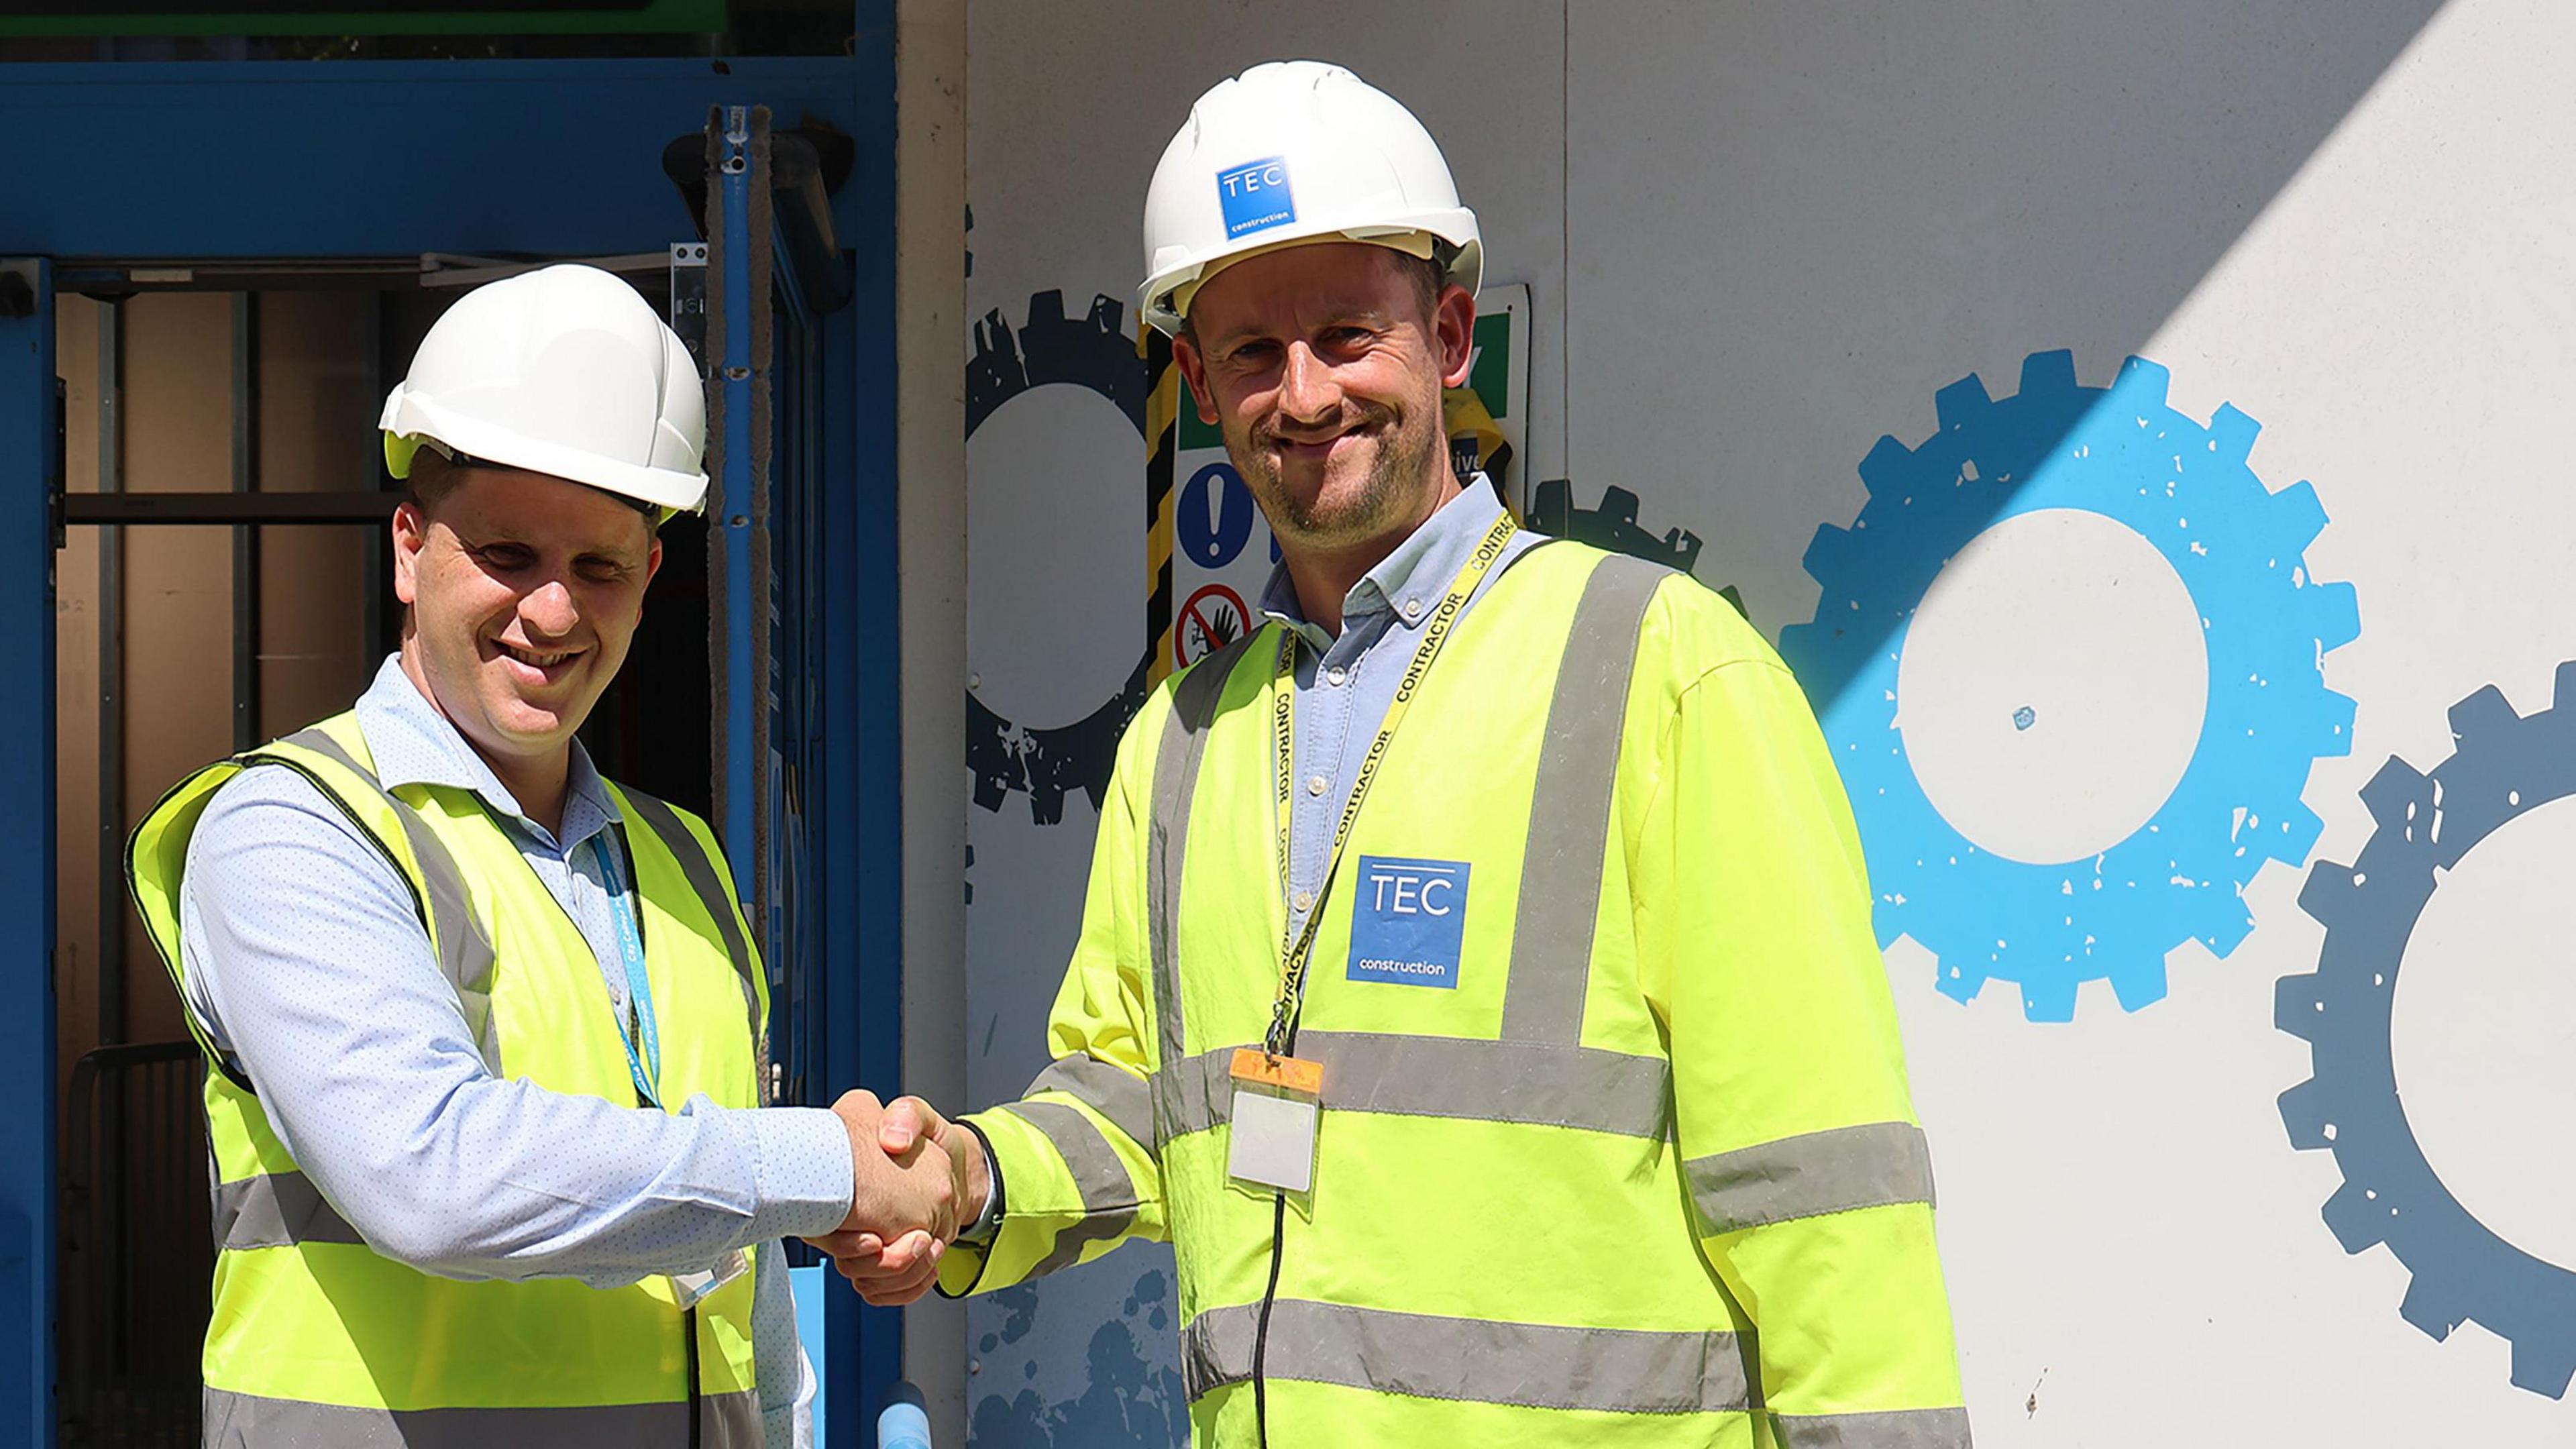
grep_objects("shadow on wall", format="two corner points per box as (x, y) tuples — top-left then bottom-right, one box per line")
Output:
(1578, 0), (2455, 600)
(1562, 1), (2453, 1021)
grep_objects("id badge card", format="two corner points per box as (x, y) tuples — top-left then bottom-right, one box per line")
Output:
(670, 1247), (750, 1311)
(1227, 1049), (1323, 1195)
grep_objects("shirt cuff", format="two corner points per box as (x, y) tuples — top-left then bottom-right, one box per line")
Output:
(745, 1105), (855, 1242)
(957, 1122), (1005, 1245)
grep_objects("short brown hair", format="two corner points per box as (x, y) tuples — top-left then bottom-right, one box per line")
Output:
(401, 446), (468, 516)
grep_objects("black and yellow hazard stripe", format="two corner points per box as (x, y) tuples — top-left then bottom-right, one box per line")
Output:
(1143, 324), (1181, 688)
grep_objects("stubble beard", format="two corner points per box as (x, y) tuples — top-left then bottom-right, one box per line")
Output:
(1230, 390), (1448, 554)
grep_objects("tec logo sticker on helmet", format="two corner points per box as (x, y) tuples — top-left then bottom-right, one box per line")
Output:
(1216, 156), (1296, 239)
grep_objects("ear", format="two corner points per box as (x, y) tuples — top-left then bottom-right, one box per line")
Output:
(1169, 330), (1223, 426)
(391, 500), (429, 606)
(1434, 284), (1477, 390)
(615, 534), (666, 627)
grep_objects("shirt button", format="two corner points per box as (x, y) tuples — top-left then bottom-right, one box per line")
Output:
(1401, 598), (1424, 621)
(1306, 773), (1328, 797)
(1292, 890), (1314, 913)
(1326, 667), (1347, 687)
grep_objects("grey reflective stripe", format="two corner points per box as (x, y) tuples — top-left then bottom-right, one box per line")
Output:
(280, 727), (498, 1053)
(211, 1171), (366, 1250)
(1025, 1054), (1154, 1148)
(1501, 553), (1668, 1046)
(1777, 1406), (1975, 1449)
(619, 786), (766, 1046)
(997, 1099), (1139, 1279)
(1147, 633), (1258, 1105)
(1179, 1299), (1253, 1401)
(1181, 1299), (1749, 1415)
(1685, 1121), (1937, 1236)
(203, 1385), (764, 1449)
(1151, 1030), (1668, 1142)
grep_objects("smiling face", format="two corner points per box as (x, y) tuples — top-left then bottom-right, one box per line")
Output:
(391, 463), (661, 782)
(1173, 241), (1477, 559)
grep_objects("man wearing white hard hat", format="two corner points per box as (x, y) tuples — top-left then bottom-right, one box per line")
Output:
(128, 264), (957, 1447)
(837, 62), (1972, 1448)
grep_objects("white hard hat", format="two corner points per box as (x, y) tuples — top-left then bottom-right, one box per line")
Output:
(381, 263), (708, 515)
(1138, 60), (1481, 336)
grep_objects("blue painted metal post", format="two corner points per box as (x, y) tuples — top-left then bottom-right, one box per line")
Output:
(716, 107), (762, 902)
(716, 105), (761, 904)
(818, 266), (907, 1446)
(826, 4), (907, 1435)
(0, 258), (61, 1448)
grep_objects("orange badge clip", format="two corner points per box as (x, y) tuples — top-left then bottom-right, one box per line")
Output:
(1229, 1048), (1324, 1098)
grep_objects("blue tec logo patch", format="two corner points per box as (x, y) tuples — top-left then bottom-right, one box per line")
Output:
(1216, 156), (1296, 239)
(1347, 856), (1470, 989)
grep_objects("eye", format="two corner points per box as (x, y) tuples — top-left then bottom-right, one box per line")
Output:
(1226, 339), (1279, 367)
(474, 543), (535, 572)
(576, 556), (632, 584)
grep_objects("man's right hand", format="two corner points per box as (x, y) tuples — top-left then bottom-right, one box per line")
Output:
(804, 1089), (958, 1303)
(807, 1094), (987, 1307)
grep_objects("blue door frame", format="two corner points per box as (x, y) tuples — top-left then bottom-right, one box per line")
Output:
(0, 258), (62, 1446)
(0, 25), (906, 1448)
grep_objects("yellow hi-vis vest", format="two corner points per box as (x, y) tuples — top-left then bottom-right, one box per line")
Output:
(939, 543), (1970, 1448)
(127, 712), (772, 1447)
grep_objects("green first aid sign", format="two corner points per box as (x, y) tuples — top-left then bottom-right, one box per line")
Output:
(0, 0), (723, 38)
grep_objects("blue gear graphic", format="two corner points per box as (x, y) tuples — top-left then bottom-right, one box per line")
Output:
(1778, 350), (2359, 1020)
(2277, 665), (2576, 1399)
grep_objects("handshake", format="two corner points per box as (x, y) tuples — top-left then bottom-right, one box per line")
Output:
(802, 1090), (987, 1307)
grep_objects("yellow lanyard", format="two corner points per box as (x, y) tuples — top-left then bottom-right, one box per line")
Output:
(1262, 510), (1518, 1057)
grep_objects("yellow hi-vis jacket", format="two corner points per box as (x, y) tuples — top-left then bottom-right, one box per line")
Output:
(127, 712), (772, 1446)
(939, 542), (1970, 1448)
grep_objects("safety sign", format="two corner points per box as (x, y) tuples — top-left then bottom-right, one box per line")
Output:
(1176, 583), (1251, 668)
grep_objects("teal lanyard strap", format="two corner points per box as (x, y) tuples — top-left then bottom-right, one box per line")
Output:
(592, 830), (662, 1108)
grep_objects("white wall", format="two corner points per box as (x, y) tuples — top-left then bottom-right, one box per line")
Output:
(926, 1), (2576, 1441)
(896, 0), (971, 1438)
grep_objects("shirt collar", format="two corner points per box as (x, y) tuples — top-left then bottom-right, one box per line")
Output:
(352, 655), (622, 849)
(1258, 479), (1509, 648)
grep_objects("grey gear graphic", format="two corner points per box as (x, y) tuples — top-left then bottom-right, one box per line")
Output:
(1527, 479), (1749, 619)
(2278, 660), (2576, 1397)
(1529, 479), (1705, 577)
(965, 290), (1155, 824)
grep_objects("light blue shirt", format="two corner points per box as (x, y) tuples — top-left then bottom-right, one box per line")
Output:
(178, 656), (849, 1447)
(1258, 482), (1548, 948)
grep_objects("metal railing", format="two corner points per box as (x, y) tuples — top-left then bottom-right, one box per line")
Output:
(61, 1041), (209, 1448)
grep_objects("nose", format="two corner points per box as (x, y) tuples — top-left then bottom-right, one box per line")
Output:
(520, 579), (579, 639)
(1276, 341), (1342, 428)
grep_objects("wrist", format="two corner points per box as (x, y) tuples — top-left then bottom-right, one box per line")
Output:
(956, 1122), (1002, 1244)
